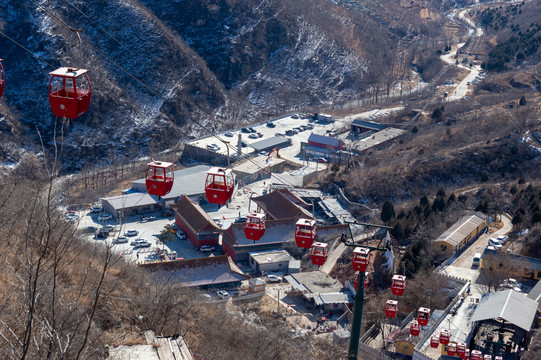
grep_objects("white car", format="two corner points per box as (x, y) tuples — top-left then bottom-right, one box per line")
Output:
(97, 213), (112, 221)
(125, 229), (139, 237)
(200, 245), (215, 252)
(216, 290), (229, 299)
(131, 239), (151, 248)
(488, 238), (503, 250)
(500, 278), (522, 292)
(113, 237), (129, 244)
(176, 231), (187, 240)
(266, 275), (281, 283)
(89, 206), (102, 213)
(497, 235), (509, 244)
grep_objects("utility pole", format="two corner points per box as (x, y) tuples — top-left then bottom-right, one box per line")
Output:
(277, 288), (280, 314)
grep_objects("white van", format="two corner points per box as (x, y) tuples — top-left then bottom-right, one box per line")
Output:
(472, 253), (481, 267)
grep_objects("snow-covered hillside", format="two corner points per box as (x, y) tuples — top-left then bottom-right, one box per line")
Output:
(0, 0), (443, 170)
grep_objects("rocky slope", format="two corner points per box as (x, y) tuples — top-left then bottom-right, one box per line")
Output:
(0, 0), (444, 170)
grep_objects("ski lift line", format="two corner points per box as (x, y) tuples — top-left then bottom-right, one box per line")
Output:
(64, 0), (136, 56)
(28, 0), (164, 100)
(0, 30), (57, 69)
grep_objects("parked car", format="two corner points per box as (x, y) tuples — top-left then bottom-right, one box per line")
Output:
(316, 157), (328, 163)
(176, 231), (187, 240)
(65, 213), (79, 222)
(241, 140), (247, 147)
(113, 237), (129, 244)
(256, 132), (263, 138)
(241, 127), (251, 133)
(488, 238), (503, 250)
(125, 229), (139, 237)
(89, 206), (102, 213)
(200, 245), (215, 252)
(104, 224), (115, 232)
(291, 114), (299, 119)
(206, 143), (220, 151)
(266, 122), (276, 128)
(131, 239), (151, 248)
(285, 130), (294, 136)
(266, 275), (281, 283)
(248, 133), (259, 139)
(216, 290), (229, 299)
(234, 217), (246, 224)
(162, 210), (173, 217)
(305, 124), (314, 130)
(86, 226), (98, 233)
(472, 252), (481, 267)
(497, 235), (509, 244)
(500, 278), (522, 292)
(94, 231), (109, 240)
(275, 132), (285, 137)
(248, 127), (257, 133)
(213, 218), (223, 227)
(224, 131), (234, 137)
(97, 213), (112, 221)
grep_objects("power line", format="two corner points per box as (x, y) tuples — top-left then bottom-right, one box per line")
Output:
(64, 0), (136, 56)
(0, 30), (56, 70)
(25, 0), (300, 188)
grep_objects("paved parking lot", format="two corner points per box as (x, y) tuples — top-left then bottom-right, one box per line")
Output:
(74, 209), (220, 263)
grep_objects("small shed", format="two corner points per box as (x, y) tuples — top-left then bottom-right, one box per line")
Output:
(248, 278), (266, 293)
(317, 113), (334, 123)
(249, 249), (292, 273)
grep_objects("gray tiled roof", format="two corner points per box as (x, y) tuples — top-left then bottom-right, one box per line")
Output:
(433, 214), (486, 246)
(470, 289), (537, 331)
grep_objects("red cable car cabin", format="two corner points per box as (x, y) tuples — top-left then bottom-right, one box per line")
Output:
(410, 320), (420, 336)
(417, 307), (430, 326)
(430, 335), (439, 348)
(495, 356), (503, 360)
(391, 274), (406, 296)
(49, 67), (91, 119)
(483, 355), (492, 360)
(145, 161), (174, 197)
(385, 300), (398, 318)
(470, 350), (482, 360)
(295, 218), (317, 248)
(447, 343), (456, 356)
(352, 247), (371, 272)
(439, 329), (451, 345)
(0, 59), (4, 99)
(244, 213), (266, 241)
(205, 167), (235, 205)
(463, 349), (470, 360)
(456, 342), (467, 357)
(310, 242), (328, 266)
(354, 271), (369, 291)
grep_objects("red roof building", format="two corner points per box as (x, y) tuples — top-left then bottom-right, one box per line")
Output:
(171, 196), (221, 249)
(307, 133), (345, 150)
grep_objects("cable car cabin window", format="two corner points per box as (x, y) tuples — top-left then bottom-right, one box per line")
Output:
(146, 166), (165, 181)
(74, 75), (90, 97)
